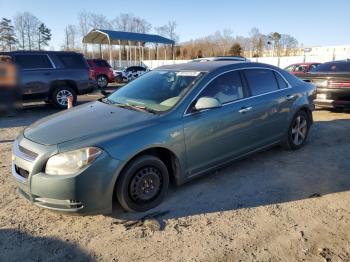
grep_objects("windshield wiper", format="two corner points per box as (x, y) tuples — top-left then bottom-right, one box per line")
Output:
(114, 103), (158, 114)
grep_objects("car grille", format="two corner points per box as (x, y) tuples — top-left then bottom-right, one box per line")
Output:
(15, 165), (29, 179)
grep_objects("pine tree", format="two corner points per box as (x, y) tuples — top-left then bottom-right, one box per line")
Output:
(38, 23), (51, 50)
(0, 18), (18, 51)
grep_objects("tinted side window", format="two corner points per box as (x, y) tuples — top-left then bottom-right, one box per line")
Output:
(244, 69), (279, 96)
(15, 55), (53, 69)
(274, 72), (288, 89)
(57, 54), (86, 69)
(199, 71), (244, 104)
(313, 62), (350, 72)
(95, 60), (110, 68)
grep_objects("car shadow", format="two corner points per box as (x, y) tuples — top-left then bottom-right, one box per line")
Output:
(111, 118), (350, 222)
(0, 229), (92, 261)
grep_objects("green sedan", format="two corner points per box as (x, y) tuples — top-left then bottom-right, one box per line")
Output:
(11, 61), (315, 214)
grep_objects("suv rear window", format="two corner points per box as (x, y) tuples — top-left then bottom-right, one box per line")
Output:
(57, 54), (86, 69)
(312, 62), (350, 72)
(244, 69), (279, 96)
(15, 54), (53, 69)
(94, 60), (111, 68)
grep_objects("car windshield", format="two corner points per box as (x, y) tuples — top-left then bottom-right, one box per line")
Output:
(107, 70), (205, 113)
(285, 65), (308, 72)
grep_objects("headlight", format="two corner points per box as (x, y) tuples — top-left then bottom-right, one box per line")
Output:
(45, 147), (102, 175)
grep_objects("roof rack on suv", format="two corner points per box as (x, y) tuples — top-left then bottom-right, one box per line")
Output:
(190, 56), (250, 63)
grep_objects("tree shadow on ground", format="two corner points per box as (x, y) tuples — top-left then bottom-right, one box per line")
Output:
(0, 229), (92, 261)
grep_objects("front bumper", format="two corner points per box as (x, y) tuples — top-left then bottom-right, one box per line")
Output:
(11, 135), (122, 215)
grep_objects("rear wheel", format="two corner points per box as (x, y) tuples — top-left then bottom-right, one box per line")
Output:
(96, 75), (108, 89)
(116, 155), (169, 212)
(282, 110), (310, 150)
(51, 86), (77, 109)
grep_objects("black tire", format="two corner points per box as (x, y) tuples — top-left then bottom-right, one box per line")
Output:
(115, 75), (123, 83)
(282, 110), (311, 150)
(96, 75), (108, 89)
(51, 86), (77, 109)
(116, 155), (169, 212)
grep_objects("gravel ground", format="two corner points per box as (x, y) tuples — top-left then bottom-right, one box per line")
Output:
(0, 95), (350, 261)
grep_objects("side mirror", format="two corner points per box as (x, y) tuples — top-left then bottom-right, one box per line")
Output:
(194, 97), (222, 111)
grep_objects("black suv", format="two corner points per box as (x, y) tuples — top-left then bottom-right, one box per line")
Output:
(1, 51), (97, 108)
(301, 60), (350, 109)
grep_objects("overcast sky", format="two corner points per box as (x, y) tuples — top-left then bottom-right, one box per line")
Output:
(1, 0), (349, 49)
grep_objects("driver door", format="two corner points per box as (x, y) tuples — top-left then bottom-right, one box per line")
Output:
(183, 70), (254, 178)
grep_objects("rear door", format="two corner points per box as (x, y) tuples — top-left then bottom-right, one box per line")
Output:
(14, 54), (54, 97)
(240, 68), (293, 148)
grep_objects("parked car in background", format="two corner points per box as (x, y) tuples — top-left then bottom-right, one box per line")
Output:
(301, 60), (350, 109)
(87, 59), (115, 89)
(191, 56), (250, 62)
(115, 66), (148, 83)
(0, 51), (97, 108)
(11, 61), (315, 215)
(284, 62), (321, 75)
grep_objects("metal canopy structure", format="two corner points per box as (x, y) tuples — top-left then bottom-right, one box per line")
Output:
(82, 29), (175, 67)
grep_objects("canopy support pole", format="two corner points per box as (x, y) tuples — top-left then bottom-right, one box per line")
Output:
(141, 45), (144, 66)
(99, 44), (102, 59)
(128, 41), (131, 66)
(118, 40), (121, 67)
(134, 45), (137, 66)
(164, 44), (167, 60)
(156, 44), (158, 60)
(108, 37), (113, 67)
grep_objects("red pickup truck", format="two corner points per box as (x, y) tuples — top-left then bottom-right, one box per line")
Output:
(87, 59), (115, 89)
(284, 62), (321, 75)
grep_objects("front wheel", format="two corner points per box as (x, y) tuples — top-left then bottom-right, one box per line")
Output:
(116, 155), (169, 212)
(282, 110), (311, 150)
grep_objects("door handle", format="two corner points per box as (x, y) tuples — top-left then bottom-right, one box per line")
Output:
(286, 94), (296, 101)
(43, 72), (51, 76)
(238, 106), (253, 114)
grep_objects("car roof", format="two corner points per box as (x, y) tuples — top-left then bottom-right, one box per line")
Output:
(290, 62), (320, 66)
(155, 61), (278, 73)
(0, 50), (82, 55)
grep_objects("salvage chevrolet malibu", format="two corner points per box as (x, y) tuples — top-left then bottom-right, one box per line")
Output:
(11, 61), (315, 214)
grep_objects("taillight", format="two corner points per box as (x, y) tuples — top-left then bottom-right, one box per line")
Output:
(328, 80), (350, 88)
(89, 69), (95, 80)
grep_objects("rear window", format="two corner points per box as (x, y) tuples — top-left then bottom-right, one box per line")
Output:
(57, 54), (86, 69)
(274, 72), (289, 89)
(15, 54), (53, 69)
(244, 69), (279, 96)
(312, 62), (350, 72)
(94, 60), (111, 68)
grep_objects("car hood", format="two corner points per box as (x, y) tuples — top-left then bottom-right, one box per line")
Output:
(24, 101), (158, 145)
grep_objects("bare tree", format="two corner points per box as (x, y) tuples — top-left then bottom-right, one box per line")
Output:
(14, 12), (41, 50)
(280, 34), (298, 56)
(62, 25), (78, 50)
(13, 13), (26, 49)
(78, 11), (90, 53)
(155, 21), (179, 43)
(88, 13), (111, 29)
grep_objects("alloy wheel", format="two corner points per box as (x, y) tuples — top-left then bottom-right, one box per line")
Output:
(97, 76), (107, 88)
(56, 89), (73, 106)
(291, 115), (308, 146)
